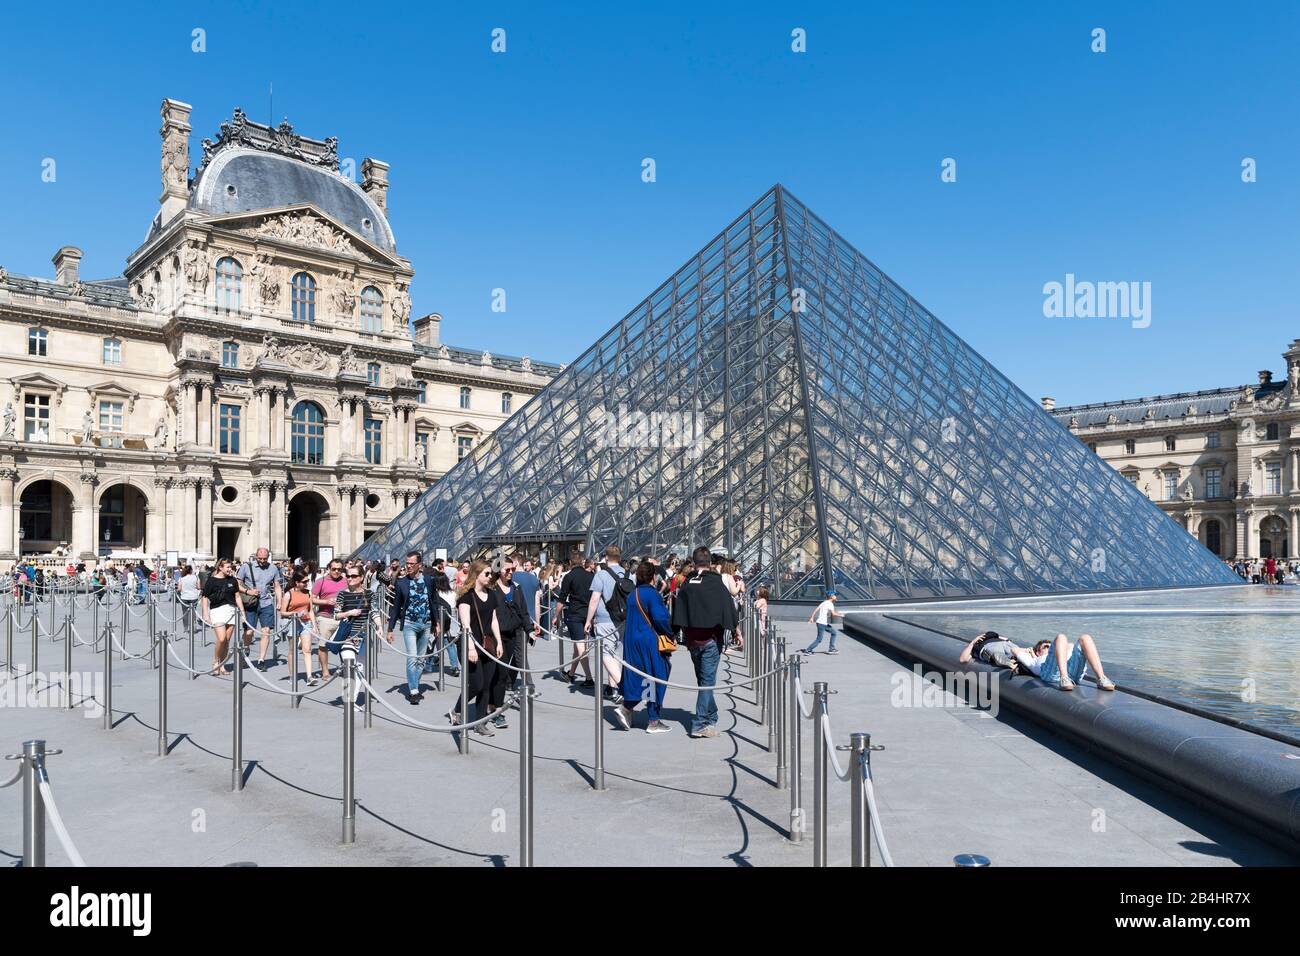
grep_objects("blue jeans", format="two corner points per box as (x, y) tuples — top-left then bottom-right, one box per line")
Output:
(689, 640), (721, 733)
(402, 621), (431, 693)
(1039, 641), (1087, 687)
(805, 623), (836, 652)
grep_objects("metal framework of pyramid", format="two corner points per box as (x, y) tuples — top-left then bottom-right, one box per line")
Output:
(356, 186), (1237, 601)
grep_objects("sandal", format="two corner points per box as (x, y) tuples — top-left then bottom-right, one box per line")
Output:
(1097, 678), (1116, 691)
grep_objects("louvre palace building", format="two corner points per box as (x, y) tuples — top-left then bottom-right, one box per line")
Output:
(0, 99), (557, 571)
(1050, 340), (1300, 561)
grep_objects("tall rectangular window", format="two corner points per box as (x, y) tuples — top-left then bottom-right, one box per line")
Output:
(1163, 471), (1178, 501)
(1206, 432), (1220, 449)
(1204, 468), (1221, 499)
(222, 342), (239, 369)
(28, 328), (47, 356)
(416, 381), (427, 403)
(457, 435), (473, 460)
(23, 394), (50, 442)
(102, 338), (122, 366)
(459, 386), (471, 410)
(364, 417), (382, 464)
(1266, 461), (1281, 495)
(501, 392), (513, 414)
(219, 404), (241, 455)
(98, 401), (123, 432)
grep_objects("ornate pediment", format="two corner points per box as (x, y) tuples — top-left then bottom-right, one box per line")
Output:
(11, 372), (69, 406)
(236, 210), (360, 257)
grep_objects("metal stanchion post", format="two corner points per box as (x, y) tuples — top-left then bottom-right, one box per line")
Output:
(188, 600), (197, 680)
(776, 642), (788, 788)
(5, 601), (12, 675)
(63, 602), (73, 710)
(289, 610), (300, 709)
(850, 733), (870, 867)
(342, 651), (356, 844)
(458, 625), (470, 755)
(148, 596), (157, 670)
(766, 632), (776, 752)
(119, 593), (128, 661)
(48, 587), (56, 640)
(812, 681), (828, 866)
(232, 642), (244, 791)
(21, 739), (47, 868)
(30, 607), (38, 677)
(591, 632), (605, 791)
(519, 631), (534, 866)
(158, 629), (169, 757)
(789, 654), (803, 842)
(102, 612), (113, 731)
(364, 619), (374, 730)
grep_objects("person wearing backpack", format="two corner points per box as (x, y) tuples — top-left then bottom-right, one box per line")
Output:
(585, 545), (632, 706)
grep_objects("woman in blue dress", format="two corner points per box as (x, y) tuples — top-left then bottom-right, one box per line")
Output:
(616, 562), (675, 734)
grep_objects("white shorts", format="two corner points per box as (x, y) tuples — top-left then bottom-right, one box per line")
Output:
(210, 604), (239, 627)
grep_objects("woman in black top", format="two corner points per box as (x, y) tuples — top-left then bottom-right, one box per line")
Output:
(453, 560), (503, 735)
(201, 558), (244, 676)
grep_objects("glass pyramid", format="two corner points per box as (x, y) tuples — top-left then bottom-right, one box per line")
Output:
(357, 186), (1237, 601)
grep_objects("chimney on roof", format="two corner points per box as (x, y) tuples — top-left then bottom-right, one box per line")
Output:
(1258, 370), (1273, 385)
(159, 98), (193, 225)
(413, 312), (441, 347)
(53, 246), (82, 286)
(1041, 396), (1056, 411)
(360, 158), (390, 215)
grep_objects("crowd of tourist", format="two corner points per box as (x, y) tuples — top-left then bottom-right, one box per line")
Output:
(1227, 556), (1298, 584)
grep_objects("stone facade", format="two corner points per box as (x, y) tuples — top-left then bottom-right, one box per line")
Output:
(0, 99), (557, 570)
(1049, 340), (1300, 560)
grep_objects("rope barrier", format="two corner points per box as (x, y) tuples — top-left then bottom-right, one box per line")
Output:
(821, 714), (853, 783)
(794, 675), (814, 719)
(616, 650), (787, 692)
(356, 672), (510, 733)
(0, 764), (22, 789)
(107, 627), (162, 662)
(234, 650), (343, 699)
(466, 632), (569, 676)
(38, 776), (87, 867)
(864, 765), (894, 867)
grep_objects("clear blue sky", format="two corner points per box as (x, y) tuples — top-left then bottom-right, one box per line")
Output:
(2, 1), (1296, 406)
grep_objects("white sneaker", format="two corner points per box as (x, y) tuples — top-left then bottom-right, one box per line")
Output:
(646, 721), (672, 735)
(613, 706), (632, 731)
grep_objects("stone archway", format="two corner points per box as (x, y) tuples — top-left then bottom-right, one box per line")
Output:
(287, 490), (330, 563)
(97, 482), (150, 553)
(1259, 514), (1288, 559)
(18, 478), (75, 555)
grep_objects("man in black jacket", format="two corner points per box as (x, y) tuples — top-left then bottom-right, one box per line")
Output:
(671, 546), (738, 738)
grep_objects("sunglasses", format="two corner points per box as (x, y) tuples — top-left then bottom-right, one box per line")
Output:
(346, 573), (363, 579)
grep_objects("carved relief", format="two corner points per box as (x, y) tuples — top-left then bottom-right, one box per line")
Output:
(251, 254), (280, 308)
(391, 283), (411, 327)
(183, 241), (210, 295)
(160, 109), (189, 188)
(245, 211), (356, 255)
(331, 272), (357, 322)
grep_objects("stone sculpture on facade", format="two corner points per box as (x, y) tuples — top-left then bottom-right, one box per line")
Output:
(1, 403), (14, 439)
(154, 416), (168, 449)
(332, 274), (357, 321)
(183, 242), (210, 296)
(81, 410), (94, 444)
(392, 285), (412, 327)
(251, 254), (280, 308)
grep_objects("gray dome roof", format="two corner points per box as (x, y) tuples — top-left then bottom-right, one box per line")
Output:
(189, 148), (395, 253)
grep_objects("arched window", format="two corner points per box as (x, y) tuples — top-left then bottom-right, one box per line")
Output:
(291, 272), (317, 323)
(459, 386), (472, 410)
(290, 401), (326, 465)
(367, 362), (380, 386)
(360, 286), (383, 333)
(501, 392), (513, 414)
(215, 257), (242, 313)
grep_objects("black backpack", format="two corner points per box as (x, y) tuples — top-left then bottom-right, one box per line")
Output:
(600, 565), (635, 624)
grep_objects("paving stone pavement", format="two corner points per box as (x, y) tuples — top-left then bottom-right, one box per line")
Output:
(0, 596), (1291, 867)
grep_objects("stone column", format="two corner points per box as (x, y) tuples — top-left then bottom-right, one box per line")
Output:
(164, 480), (178, 552)
(1291, 449), (1300, 494)
(179, 381), (195, 447)
(252, 481), (271, 550)
(1290, 508), (1300, 561)
(335, 486), (352, 553)
(152, 479), (170, 553)
(0, 468), (16, 559)
(273, 388), (287, 450)
(178, 478), (197, 554)
(199, 384), (214, 448)
(74, 474), (97, 559)
(353, 486), (368, 549)
(251, 388), (267, 452)
(1235, 509), (1248, 559)
(196, 479), (214, 556)
(270, 481), (288, 558)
